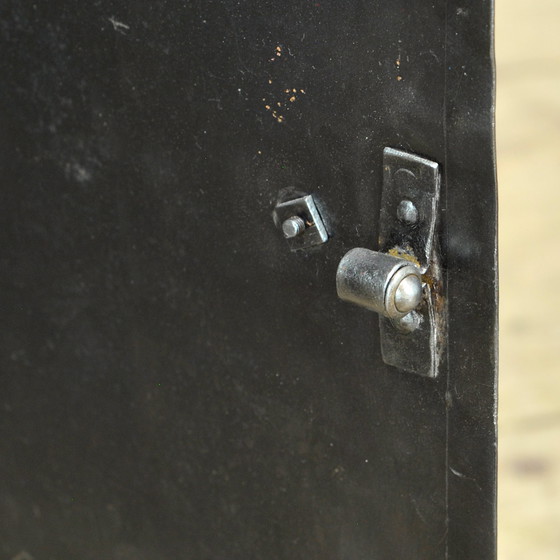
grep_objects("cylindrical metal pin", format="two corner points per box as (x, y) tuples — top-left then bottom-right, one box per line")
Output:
(336, 247), (422, 320)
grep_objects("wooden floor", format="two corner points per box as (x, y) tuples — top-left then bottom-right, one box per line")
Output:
(496, 1), (560, 558)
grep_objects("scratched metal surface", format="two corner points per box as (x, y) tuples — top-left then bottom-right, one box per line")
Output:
(0, 1), (496, 558)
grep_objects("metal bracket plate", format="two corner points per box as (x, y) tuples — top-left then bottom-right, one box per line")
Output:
(273, 195), (328, 251)
(379, 148), (444, 378)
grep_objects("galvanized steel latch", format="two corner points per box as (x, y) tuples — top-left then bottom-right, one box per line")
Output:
(336, 148), (445, 378)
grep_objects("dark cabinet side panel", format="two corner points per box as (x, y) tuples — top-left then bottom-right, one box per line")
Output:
(0, 1), (496, 558)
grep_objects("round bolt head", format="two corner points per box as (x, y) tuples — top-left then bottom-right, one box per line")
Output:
(397, 199), (419, 224)
(394, 310), (422, 333)
(282, 216), (306, 238)
(394, 274), (423, 313)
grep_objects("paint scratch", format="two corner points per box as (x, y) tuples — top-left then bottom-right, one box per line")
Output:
(109, 17), (130, 34)
(449, 466), (482, 491)
(449, 467), (467, 479)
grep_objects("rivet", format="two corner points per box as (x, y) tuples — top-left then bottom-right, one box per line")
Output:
(394, 311), (422, 333)
(397, 199), (418, 224)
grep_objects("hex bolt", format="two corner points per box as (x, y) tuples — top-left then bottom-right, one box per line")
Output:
(397, 199), (419, 225)
(282, 216), (306, 238)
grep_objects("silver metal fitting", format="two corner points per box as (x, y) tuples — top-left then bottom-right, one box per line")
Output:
(272, 195), (328, 251)
(336, 248), (423, 321)
(336, 148), (443, 378)
(282, 216), (306, 238)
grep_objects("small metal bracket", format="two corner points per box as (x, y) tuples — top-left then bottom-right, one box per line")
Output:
(379, 148), (444, 378)
(273, 195), (328, 251)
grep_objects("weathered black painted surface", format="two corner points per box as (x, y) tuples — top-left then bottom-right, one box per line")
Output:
(0, 2), (496, 558)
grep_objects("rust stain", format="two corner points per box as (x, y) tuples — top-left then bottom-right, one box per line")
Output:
(387, 247), (421, 268)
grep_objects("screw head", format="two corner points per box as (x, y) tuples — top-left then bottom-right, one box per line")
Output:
(394, 274), (423, 313)
(397, 199), (419, 225)
(282, 216), (306, 238)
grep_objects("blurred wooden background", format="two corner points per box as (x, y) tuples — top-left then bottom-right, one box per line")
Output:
(496, 0), (560, 558)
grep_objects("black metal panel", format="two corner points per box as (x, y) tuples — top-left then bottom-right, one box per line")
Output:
(0, 1), (496, 558)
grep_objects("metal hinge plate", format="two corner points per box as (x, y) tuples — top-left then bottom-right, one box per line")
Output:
(379, 148), (445, 378)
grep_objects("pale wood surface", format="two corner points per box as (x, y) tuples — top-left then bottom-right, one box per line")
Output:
(496, 1), (560, 558)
